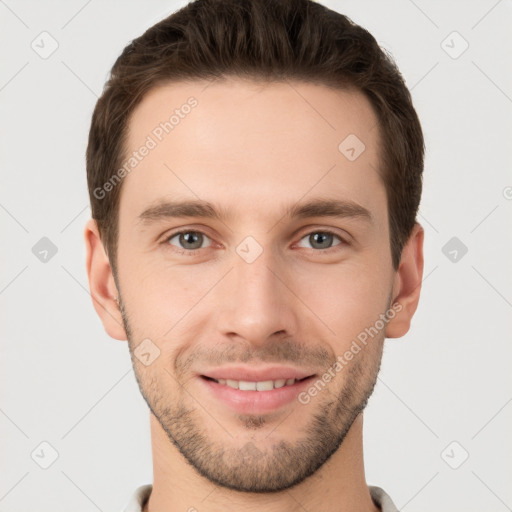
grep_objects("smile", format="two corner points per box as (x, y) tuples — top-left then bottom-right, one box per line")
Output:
(201, 376), (310, 391)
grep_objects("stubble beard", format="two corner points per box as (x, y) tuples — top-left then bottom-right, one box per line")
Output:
(118, 295), (384, 493)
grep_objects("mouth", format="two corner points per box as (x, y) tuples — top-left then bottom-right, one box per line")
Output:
(198, 372), (317, 414)
(200, 374), (314, 391)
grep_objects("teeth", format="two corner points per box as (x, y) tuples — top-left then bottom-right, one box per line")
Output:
(214, 378), (298, 391)
(256, 380), (274, 391)
(226, 379), (239, 389)
(239, 381), (257, 391)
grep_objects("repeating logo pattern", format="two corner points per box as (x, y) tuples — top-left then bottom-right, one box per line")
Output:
(0, 2), (510, 511)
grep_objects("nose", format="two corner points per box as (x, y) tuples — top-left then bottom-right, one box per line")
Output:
(215, 245), (299, 347)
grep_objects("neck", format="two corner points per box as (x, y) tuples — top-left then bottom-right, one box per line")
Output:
(143, 412), (379, 512)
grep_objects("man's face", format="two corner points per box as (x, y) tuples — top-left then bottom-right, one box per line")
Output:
(115, 79), (395, 492)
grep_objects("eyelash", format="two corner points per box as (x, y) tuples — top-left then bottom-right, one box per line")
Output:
(162, 228), (349, 257)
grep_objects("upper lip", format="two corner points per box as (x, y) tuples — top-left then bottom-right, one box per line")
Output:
(199, 366), (316, 382)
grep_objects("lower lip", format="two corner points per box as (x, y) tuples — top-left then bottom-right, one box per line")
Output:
(198, 375), (316, 414)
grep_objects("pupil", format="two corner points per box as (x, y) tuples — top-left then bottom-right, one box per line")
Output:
(312, 232), (331, 249)
(181, 232), (201, 249)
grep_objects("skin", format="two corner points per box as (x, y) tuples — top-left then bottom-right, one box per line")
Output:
(85, 78), (424, 512)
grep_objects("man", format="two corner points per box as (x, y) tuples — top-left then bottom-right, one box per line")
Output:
(84, 0), (424, 510)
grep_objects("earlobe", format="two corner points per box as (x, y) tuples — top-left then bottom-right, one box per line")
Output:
(84, 218), (127, 341)
(385, 223), (424, 339)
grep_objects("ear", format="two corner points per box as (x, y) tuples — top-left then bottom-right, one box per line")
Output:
(84, 218), (127, 341)
(385, 222), (424, 339)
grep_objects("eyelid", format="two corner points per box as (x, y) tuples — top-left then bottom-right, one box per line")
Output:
(162, 228), (216, 253)
(160, 224), (216, 242)
(294, 229), (349, 252)
(295, 225), (352, 245)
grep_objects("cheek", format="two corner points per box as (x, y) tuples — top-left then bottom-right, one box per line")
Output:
(291, 260), (392, 343)
(119, 258), (218, 338)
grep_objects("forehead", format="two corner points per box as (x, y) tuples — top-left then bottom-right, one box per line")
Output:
(119, 78), (384, 226)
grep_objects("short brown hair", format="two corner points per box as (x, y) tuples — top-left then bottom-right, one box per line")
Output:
(87, 0), (424, 273)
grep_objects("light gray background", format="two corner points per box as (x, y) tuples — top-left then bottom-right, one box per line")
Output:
(1, 1), (511, 511)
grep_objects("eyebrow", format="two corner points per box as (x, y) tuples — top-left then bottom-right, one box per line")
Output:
(137, 197), (373, 225)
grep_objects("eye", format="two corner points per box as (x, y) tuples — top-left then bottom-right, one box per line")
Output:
(296, 230), (344, 251)
(162, 228), (347, 256)
(165, 230), (212, 253)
